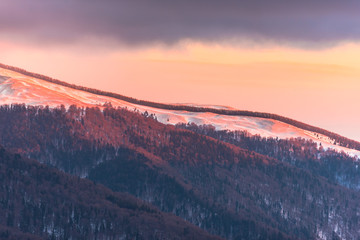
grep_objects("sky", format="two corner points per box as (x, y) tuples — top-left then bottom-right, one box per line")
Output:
(1, 0), (360, 141)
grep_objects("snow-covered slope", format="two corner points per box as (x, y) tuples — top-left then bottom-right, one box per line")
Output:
(0, 66), (359, 158)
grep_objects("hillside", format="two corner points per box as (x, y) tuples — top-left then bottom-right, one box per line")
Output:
(0, 145), (221, 240)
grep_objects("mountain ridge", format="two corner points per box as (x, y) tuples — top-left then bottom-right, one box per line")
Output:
(0, 62), (359, 152)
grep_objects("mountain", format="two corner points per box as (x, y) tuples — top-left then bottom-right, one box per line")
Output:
(0, 63), (360, 239)
(0, 63), (359, 158)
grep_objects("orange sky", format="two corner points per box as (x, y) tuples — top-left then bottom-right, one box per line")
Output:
(1, 40), (360, 141)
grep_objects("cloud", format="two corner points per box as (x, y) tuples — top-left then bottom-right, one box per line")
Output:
(1, 0), (360, 47)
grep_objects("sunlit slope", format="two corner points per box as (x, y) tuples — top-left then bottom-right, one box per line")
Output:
(0, 66), (359, 158)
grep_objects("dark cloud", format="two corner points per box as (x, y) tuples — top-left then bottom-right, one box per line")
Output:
(0, 0), (359, 47)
